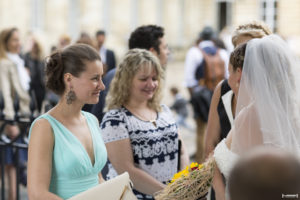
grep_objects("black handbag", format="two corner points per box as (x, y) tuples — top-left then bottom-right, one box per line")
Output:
(190, 85), (213, 122)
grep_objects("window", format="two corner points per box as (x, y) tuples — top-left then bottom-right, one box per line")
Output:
(217, 0), (232, 32)
(261, 0), (278, 32)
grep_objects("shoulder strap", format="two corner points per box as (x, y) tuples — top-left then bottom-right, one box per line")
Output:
(220, 80), (231, 96)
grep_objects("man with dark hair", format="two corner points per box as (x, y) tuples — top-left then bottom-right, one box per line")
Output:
(229, 148), (300, 200)
(95, 30), (116, 72)
(129, 25), (169, 68)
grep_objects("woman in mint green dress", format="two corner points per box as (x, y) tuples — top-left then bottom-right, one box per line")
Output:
(27, 44), (107, 199)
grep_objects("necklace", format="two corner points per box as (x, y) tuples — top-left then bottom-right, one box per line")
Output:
(126, 107), (157, 127)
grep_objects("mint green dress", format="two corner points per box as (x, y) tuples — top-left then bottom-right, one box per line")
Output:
(29, 111), (107, 199)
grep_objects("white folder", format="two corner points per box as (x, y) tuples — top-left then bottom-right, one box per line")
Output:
(69, 172), (138, 200)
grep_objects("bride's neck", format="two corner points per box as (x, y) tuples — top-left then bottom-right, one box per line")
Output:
(232, 94), (238, 118)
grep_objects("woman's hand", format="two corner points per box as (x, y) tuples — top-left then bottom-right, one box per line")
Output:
(5, 124), (20, 139)
(106, 138), (165, 196)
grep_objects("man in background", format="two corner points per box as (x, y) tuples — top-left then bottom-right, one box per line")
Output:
(95, 30), (116, 73)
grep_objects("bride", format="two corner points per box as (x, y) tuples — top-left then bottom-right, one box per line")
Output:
(214, 34), (300, 199)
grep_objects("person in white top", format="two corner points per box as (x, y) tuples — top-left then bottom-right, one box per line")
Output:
(95, 30), (116, 73)
(184, 27), (229, 163)
(184, 27), (229, 95)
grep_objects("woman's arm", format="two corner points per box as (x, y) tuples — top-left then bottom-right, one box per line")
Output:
(4, 124), (20, 139)
(212, 166), (226, 200)
(106, 139), (165, 196)
(204, 81), (222, 158)
(27, 119), (62, 200)
(205, 82), (226, 200)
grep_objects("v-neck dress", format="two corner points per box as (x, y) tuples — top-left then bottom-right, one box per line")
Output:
(29, 111), (107, 199)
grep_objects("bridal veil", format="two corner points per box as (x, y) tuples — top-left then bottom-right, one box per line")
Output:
(231, 35), (300, 155)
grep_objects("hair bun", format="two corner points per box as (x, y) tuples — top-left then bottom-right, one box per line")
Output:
(45, 51), (65, 94)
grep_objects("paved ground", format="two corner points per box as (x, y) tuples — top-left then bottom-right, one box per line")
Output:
(163, 60), (197, 157)
(4, 60), (197, 200)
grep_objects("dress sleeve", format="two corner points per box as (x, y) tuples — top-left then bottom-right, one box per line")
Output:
(100, 109), (129, 143)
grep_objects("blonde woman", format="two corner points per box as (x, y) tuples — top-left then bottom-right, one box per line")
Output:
(100, 49), (189, 200)
(204, 21), (272, 200)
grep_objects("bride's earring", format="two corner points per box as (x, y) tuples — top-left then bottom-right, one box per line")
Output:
(66, 86), (76, 105)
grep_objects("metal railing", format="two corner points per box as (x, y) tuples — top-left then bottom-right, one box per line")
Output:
(0, 91), (37, 200)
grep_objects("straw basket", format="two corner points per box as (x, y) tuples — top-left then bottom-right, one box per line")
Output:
(155, 157), (216, 200)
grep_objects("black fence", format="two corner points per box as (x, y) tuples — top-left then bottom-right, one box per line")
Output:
(0, 91), (37, 200)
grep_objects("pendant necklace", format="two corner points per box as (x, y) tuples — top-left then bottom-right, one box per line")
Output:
(149, 119), (157, 127)
(130, 108), (157, 127)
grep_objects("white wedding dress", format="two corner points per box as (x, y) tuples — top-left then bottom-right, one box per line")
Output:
(213, 139), (238, 199)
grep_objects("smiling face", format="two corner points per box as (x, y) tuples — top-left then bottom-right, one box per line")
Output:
(68, 60), (105, 105)
(129, 64), (158, 103)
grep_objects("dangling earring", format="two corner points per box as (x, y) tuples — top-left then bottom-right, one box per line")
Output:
(66, 87), (76, 105)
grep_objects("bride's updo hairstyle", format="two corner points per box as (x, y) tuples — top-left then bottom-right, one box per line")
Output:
(45, 43), (101, 95)
(232, 21), (272, 47)
(230, 42), (247, 71)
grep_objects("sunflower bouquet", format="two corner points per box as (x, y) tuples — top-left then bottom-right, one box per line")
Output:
(155, 157), (216, 200)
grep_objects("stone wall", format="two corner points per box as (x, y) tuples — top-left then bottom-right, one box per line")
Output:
(0, 0), (300, 60)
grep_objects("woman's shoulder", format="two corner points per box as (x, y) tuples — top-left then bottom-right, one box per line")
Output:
(0, 58), (14, 69)
(104, 107), (126, 117)
(101, 107), (127, 124)
(0, 58), (12, 64)
(29, 114), (53, 138)
(159, 104), (177, 121)
(31, 113), (52, 127)
(160, 104), (172, 113)
(214, 80), (224, 97)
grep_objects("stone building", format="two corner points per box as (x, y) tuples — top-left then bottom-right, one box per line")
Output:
(0, 0), (299, 59)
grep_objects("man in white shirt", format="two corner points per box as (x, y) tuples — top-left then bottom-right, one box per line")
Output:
(95, 30), (116, 73)
(184, 27), (229, 96)
(184, 27), (229, 164)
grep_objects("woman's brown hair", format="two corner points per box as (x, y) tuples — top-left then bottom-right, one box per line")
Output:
(45, 43), (101, 95)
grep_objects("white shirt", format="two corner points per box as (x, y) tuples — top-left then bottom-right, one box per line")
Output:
(99, 46), (107, 64)
(6, 52), (30, 91)
(184, 40), (229, 88)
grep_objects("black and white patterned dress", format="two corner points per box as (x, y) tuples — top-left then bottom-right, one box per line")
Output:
(101, 105), (179, 200)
